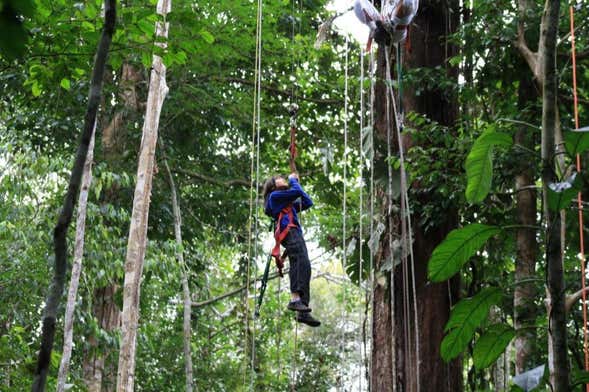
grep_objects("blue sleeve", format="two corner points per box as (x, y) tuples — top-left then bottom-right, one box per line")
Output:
(290, 178), (313, 212)
(269, 178), (313, 212)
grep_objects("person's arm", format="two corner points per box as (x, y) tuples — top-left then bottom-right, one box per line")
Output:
(289, 177), (313, 212)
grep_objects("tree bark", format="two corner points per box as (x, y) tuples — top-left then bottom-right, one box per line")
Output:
(116, 0), (170, 390)
(162, 156), (194, 392)
(56, 123), (96, 392)
(83, 286), (120, 392)
(370, 1), (462, 390)
(31, 2), (116, 391)
(82, 62), (140, 392)
(540, 0), (569, 390)
(513, 70), (538, 375)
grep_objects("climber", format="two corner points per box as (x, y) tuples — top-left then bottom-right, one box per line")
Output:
(263, 173), (321, 327)
(354, 0), (418, 51)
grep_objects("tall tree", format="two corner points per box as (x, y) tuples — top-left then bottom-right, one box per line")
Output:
(370, 0), (462, 390)
(116, 0), (170, 390)
(31, 1), (116, 390)
(539, 0), (569, 389)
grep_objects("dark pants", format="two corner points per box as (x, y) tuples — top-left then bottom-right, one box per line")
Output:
(283, 229), (311, 306)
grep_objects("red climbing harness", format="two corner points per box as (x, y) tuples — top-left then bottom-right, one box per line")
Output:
(271, 204), (298, 277)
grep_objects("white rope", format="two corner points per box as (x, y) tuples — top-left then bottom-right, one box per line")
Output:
(339, 35), (350, 392)
(384, 44), (421, 392)
(250, 0), (264, 387)
(244, 0), (263, 388)
(368, 48), (376, 392)
(358, 47), (365, 392)
(383, 47), (397, 392)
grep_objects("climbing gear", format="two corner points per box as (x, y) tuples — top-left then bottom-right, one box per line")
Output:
(271, 206), (299, 277)
(288, 103), (299, 173)
(287, 299), (311, 312)
(296, 312), (321, 327)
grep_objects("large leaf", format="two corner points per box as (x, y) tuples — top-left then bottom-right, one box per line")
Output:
(428, 223), (500, 282)
(465, 130), (513, 203)
(546, 172), (581, 212)
(564, 128), (589, 156)
(572, 370), (589, 388)
(473, 323), (515, 369)
(441, 287), (502, 362)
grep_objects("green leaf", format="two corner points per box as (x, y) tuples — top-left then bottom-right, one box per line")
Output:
(428, 223), (500, 282)
(31, 81), (41, 97)
(473, 323), (515, 369)
(81, 21), (95, 32)
(572, 370), (589, 387)
(199, 30), (215, 44)
(441, 287), (502, 362)
(546, 173), (580, 212)
(60, 78), (71, 90)
(564, 129), (589, 156)
(465, 130), (513, 203)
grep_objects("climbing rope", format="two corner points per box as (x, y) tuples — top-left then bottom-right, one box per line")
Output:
(244, 0), (264, 387)
(339, 35), (350, 392)
(384, 42), (421, 391)
(570, 7), (589, 390)
(368, 47), (376, 392)
(358, 46), (365, 392)
(383, 46), (398, 390)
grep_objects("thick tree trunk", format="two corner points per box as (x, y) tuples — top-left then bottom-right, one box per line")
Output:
(371, 1), (462, 391)
(540, 0), (569, 390)
(514, 71), (538, 374)
(83, 286), (121, 392)
(56, 123), (96, 392)
(31, 2), (116, 391)
(116, 1), (170, 390)
(82, 62), (140, 392)
(163, 156), (194, 392)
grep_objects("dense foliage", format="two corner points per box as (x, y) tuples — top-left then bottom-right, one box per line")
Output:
(1, 0), (589, 391)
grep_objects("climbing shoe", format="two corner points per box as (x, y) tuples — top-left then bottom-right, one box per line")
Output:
(287, 299), (311, 313)
(296, 312), (321, 327)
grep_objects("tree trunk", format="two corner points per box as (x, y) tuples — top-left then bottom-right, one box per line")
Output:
(31, 2), (116, 391)
(371, 1), (462, 391)
(83, 286), (121, 392)
(56, 122), (96, 392)
(163, 156), (194, 392)
(513, 70), (538, 375)
(540, 0), (569, 390)
(82, 62), (140, 392)
(116, 0), (170, 390)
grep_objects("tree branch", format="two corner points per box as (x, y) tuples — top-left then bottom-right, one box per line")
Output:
(173, 167), (260, 190)
(211, 76), (341, 105)
(515, 0), (540, 81)
(565, 287), (589, 313)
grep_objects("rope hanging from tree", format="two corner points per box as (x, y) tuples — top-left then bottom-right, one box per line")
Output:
(338, 35), (350, 392)
(357, 45), (365, 392)
(244, 0), (264, 387)
(384, 41), (421, 391)
(569, 6), (589, 390)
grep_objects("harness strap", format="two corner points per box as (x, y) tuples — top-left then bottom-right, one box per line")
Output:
(271, 205), (298, 277)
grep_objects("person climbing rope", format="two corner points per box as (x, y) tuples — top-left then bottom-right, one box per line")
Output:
(263, 172), (321, 327)
(354, 0), (418, 51)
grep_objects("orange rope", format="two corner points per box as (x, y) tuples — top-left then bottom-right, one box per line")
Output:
(570, 7), (589, 389)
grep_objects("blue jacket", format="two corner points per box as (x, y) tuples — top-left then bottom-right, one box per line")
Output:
(264, 178), (313, 233)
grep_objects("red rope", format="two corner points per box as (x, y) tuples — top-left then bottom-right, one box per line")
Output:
(290, 123), (297, 172)
(570, 7), (589, 388)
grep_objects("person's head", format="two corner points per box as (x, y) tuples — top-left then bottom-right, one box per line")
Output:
(262, 175), (288, 205)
